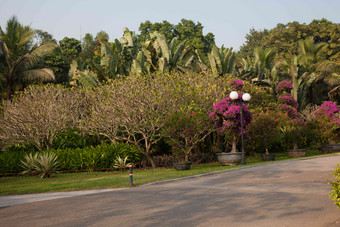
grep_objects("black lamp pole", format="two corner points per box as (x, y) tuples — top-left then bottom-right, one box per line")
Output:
(239, 98), (246, 165)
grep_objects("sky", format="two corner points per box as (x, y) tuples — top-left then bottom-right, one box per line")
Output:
(1, 0), (339, 50)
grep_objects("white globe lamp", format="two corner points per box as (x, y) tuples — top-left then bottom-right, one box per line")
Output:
(229, 91), (239, 100)
(242, 93), (251, 102)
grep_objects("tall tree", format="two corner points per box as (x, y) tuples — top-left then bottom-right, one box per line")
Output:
(59, 37), (82, 64)
(0, 16), (57, 99)
(240, 19), (340, 61)
(138, 19), (215, 53)
(78, 33), (95, 69)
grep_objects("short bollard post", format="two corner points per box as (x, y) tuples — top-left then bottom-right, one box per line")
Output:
(129, 165), (133, 187)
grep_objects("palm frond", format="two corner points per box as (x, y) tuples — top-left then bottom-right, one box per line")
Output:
(26, 41), (57, 66)
(20, 68), (55, 82)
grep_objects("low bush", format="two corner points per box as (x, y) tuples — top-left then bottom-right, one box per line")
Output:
(329, 164), (340, 209)
(54, 143), (142, 171)
(0, 150), (28, 173)
(0, 142), (141, 173)
(52, 128), (102, 150)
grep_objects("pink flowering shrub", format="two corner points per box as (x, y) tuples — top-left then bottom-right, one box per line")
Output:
(278, 95), (299, 109)
(209, 95), (252, 153)
(275, 81), (305, 150)
(278, 104), (299, 119)
(314, 101), (340, 144)
(317, 101), (339, 118)
(230, 80), (244, 91)
(276, 81), (293, 95)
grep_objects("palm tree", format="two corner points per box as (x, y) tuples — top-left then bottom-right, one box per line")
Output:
(298, 36), (328, 71)
(196, 45), (236, 76)
(253, 47), (277, 81)
(298, 60), (340, 107)
(296, 37), (335, 108)
(131, 32), (196, 74)
(0, 16), (57, 99)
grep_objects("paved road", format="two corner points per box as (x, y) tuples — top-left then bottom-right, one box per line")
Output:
(1, 155), (340, 227)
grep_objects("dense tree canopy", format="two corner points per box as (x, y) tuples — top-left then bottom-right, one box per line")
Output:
(240, 19), (340, 60)
(138, 19), (215, 53)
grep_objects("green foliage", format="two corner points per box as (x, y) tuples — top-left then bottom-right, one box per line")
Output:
(34, 152), (59, 178)
(69, 60), (102, 87)
(164, 109), (214, 162)
(0, 16), (57, 99)
(54, 143), (141, 171)
(204, 45), (236, 76)
(0, 142), (141, 173)
(113, 156), (131, 171)
(59, 37), (82, 63)
(20, 153), (39, 173)
(329, 164), (340, 209)
(138, 19), (215, 53)
(0, 149), (27, 173)
(44, 52), (70, 84)
(247, 110), (284, 154)
(52, 128), (101, 150)
(240, 19), (340, 61)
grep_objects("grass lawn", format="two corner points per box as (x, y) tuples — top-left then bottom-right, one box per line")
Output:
(0, 150), (336, 195)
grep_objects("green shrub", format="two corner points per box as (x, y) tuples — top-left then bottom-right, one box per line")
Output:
(20, 153), (39, 173)
(329, 164), (340, 209)
(52, 128), (102, 150)
(0, 143), (141, 173)
(54, 143), (141, 171)
(0, 150), (28, 173)
(34, 152), (59, 178)
(113, 156), (131, 171)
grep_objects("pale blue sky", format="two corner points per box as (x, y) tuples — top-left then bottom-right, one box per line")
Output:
(1, 0), (339, 50)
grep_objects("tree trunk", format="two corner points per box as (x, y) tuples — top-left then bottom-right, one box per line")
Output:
(145, 152), (157, 168)
(231, 135), (237, 153)
(293, 141), (299, 151)
(265, 147), (269, 155)
(6, 82), (12, 100)
(185, 153), (189, 162)
(291, 65), (298, 101)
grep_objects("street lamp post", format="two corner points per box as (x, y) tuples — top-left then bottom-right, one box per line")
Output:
(229, 91), (251, 165)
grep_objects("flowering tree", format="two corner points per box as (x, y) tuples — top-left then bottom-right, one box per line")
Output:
(316, 101), (340, 143)
(230, 79), (244, 91)
(247, 110), (283, 155)
(209, 80), (252, 153)
(276, 81), (293, 94)
(276, 81), (304, 150)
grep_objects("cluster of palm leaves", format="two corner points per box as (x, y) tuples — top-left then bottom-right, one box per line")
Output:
(0, 16), (57, 99)
(236, 38), (340, 109)
(20, 152), (59, 178)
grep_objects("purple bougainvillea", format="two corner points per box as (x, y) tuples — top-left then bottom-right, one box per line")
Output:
(209, 96), (252, 135)
(278, 104), (299, 119)
(317, 101), (339, 118)
(276, 81), (293, 95)
(230, 80), (244, 91)
(278, 95), (299, 108)
(210, 95), (252, 153)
